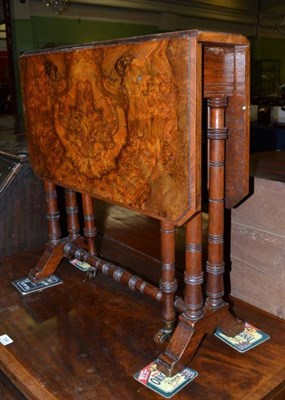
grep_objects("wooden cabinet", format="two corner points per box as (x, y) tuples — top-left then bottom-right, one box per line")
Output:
(0, 137), (47, 259)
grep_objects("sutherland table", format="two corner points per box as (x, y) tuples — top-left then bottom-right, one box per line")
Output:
(20, 30), (250, 376)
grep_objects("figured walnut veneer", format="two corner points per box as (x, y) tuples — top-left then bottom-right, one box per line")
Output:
(20, 30), (249, 224)
(21, 36), (198, 225)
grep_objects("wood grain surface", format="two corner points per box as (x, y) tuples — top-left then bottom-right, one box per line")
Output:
(20, 36), (194, 224)
(20, 30), (250, 223)
(0, 239), (284, 400)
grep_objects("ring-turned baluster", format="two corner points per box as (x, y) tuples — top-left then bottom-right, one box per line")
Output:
(154, 221), (177, 343)
(206, 97), (228, 309)
(183, 212), (204, 321)
(45, 181), (61, 245)
(82, 193), (97, 255)
(64, 188), (80, 240)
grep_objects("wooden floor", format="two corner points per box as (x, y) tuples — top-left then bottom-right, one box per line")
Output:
(0, 203), (285, 400)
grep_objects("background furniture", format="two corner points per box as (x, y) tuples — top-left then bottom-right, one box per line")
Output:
(0, 134), (47, 260)
(231, 150), (285, 319)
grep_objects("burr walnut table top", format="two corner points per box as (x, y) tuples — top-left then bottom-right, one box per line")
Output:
(20, 30), (250, 225)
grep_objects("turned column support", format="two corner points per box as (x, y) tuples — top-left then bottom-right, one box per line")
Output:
(64, 188), (80, 240)
(28, 181), (63, 282)
(154, 221), (177, 343)
(45, 181), (62, 246)
(156, 97), (244, 377)
(81, 193), (97, 256)
(183, 212), (204, 321)
(29, 183), (84, 282)
(205, 97), (228, 309)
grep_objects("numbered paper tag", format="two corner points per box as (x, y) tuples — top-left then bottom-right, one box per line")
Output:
(134, 360), (198, 398)
(214, 322), (270, 353)
(0, 334), (13, 346)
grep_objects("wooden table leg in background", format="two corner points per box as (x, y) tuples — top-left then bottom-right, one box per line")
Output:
(154, 222), (178, 343)
(44, 181), (62, 246)
(64, 188), (80, 241)
(82, 193), (97, 256)
(28, 181), (64, 282)
(28, 182), (85, 282)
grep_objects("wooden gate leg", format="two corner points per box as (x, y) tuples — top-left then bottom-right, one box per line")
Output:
(81, 193), (97, 277)
(184, 212), (204, 321)
(154, 221), (177, 343)
(29, 181), (64, 281)
(45, 182), (61, 246)
(65, 188), (80, 241)
(156, 213), (205, 375)
(81, 194), (97, 256)
(205, 98), (243, 335)
(156, 98), (244, 376)
(206, 97), (228, 310)
(29, 183), (86, 282)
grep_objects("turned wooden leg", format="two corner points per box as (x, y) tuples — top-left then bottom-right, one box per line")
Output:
(29, 181), (64, 281)
(45, 181), (62, 245)
(154, 221), (177, 343)
(156, 97), (244, 376)
(183, 212), (204, 321)
(64, 188), (80, 240)
(205, 98), (244, 336)
(156, 214), (205, 375)
(205, 98), (228, 310)
(81, 193), (97, 256)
